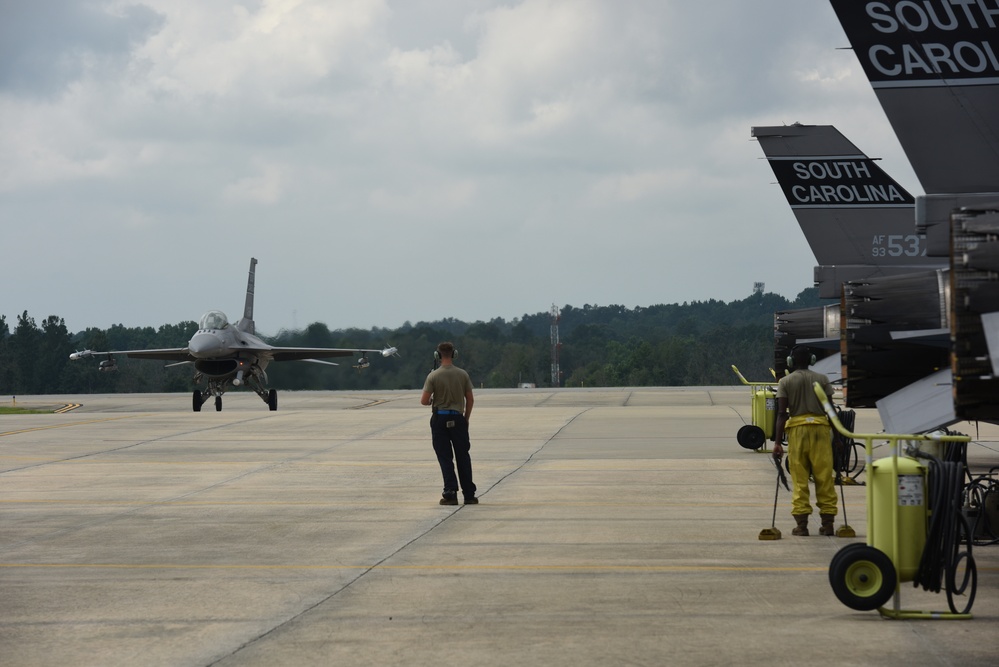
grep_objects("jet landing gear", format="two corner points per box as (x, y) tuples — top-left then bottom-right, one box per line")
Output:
(193, 379), (227, 412)
(192, 390), (223, 412)
(191, 373), (276, 412)
(241, 386), (277, 410)
(244, 373), (277, 411)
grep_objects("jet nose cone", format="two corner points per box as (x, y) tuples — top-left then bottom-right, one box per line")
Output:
(189, 332), (224, 358)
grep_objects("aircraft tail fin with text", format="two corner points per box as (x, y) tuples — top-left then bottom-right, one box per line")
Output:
(752, 123), (945, 298)
(829, 0), (999, 195)
(237, 257), (257, 334)
(829, 2), (999, 426)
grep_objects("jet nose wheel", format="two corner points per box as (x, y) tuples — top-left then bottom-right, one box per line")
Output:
(268, 389), (278, 411)
(193, 390), (202, 412)
(215, 396), (222, 412)
(829, 544), (897, 611)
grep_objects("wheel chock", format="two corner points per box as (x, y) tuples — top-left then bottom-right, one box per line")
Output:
(759, 527), (782, 540)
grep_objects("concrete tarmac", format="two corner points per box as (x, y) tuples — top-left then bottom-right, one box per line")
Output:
(1, 387), (997, 667)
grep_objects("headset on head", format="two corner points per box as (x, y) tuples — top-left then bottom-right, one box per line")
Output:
(434, 346), (458, 361)
(787, 345), (816, 369)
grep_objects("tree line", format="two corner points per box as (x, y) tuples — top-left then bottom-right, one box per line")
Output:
(0, 288), (822, 395)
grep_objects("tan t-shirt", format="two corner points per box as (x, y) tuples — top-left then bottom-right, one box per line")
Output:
(776, 368), (833, 416)
(423, 365), (473, 412)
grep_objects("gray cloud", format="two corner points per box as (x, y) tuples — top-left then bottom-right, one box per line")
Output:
(0, 1), (917, 333)
(0, 1), (164, 97)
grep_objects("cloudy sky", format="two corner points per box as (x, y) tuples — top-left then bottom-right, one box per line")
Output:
(0, 0), (919, 335)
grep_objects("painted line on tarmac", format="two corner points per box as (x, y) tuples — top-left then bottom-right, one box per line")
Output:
(0, 562), (832, 573)
(54, 404), (82, 413)
(0, 414), (142, 437)
(0, 497), (865, 510)
(3, 562), (994, 575)
(349, 399), (389, 409)
(0, 498), (861, 509)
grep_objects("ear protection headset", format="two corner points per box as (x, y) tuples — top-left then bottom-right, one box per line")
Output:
(786, 345), (816, 369)
(434, 346), (458, 361)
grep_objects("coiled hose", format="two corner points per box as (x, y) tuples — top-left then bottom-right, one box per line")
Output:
(911, 445), (977, 614)
(964, 466), (999, 546)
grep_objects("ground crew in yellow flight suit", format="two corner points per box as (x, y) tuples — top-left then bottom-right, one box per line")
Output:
(773, 346), (837, 536)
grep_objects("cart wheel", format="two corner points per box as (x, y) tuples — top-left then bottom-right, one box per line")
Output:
(828, 543), (867, 588)
(829, 545), (896, 611)
(737, 425), (765, 450)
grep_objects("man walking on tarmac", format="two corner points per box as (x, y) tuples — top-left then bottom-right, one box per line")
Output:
(421, 342), (478, 505)
(773, 346), (837, 536)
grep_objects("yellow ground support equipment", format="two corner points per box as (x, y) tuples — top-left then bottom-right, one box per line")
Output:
(814, 383), (976, 619)
(731, 365), (776, 451)
(870, 456), (926, 582)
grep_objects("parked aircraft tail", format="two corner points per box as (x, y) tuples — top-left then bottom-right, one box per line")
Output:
(830, 1), (999, 256)
(829, 0), (999, 195)
(752, 124), (944, 298)
(828, 1), (999, 428)
(238, 257), (257, 334)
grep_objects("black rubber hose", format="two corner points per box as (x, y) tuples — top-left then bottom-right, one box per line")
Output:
(911, 449), (976, 614)
(963, 470), (999, 546)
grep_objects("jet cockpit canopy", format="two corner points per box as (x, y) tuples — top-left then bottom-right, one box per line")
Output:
(199, 310), (229, 330)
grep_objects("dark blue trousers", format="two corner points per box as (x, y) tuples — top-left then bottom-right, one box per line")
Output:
(431, 414), (476, 499)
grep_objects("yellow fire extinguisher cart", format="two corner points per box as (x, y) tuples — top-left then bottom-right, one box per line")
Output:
(813, 383), (974, 619)
(731, 366), (777, 451)
(870, 456), (927, 583)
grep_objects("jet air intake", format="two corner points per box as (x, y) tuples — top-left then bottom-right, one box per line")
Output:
(195, 359), (239, 378)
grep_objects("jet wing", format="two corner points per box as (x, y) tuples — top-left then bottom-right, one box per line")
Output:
(72, 345), (398, 363)
(267, 347), (392, 362)
(121, 348), (193, 361)
(70, 348), (192, 362)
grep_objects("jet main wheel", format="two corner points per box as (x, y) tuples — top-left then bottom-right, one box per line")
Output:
(193, 390), (202, 412)
(829, 545), (896, 611)
(215, 396), (222, 412)
(268, 389), (278, 411)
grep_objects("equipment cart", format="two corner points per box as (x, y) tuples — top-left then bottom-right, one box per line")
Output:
(814, 383), (977, 619)
(731, 365), (777, 451)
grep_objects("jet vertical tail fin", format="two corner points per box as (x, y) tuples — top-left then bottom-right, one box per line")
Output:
(752, 123), (943, 298)
(829, 0), (999, 195)
(237, 257), (257, 334)
(829, 1), (999, 429)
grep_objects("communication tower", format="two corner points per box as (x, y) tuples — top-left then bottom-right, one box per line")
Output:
(550, 304), (561, 387)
